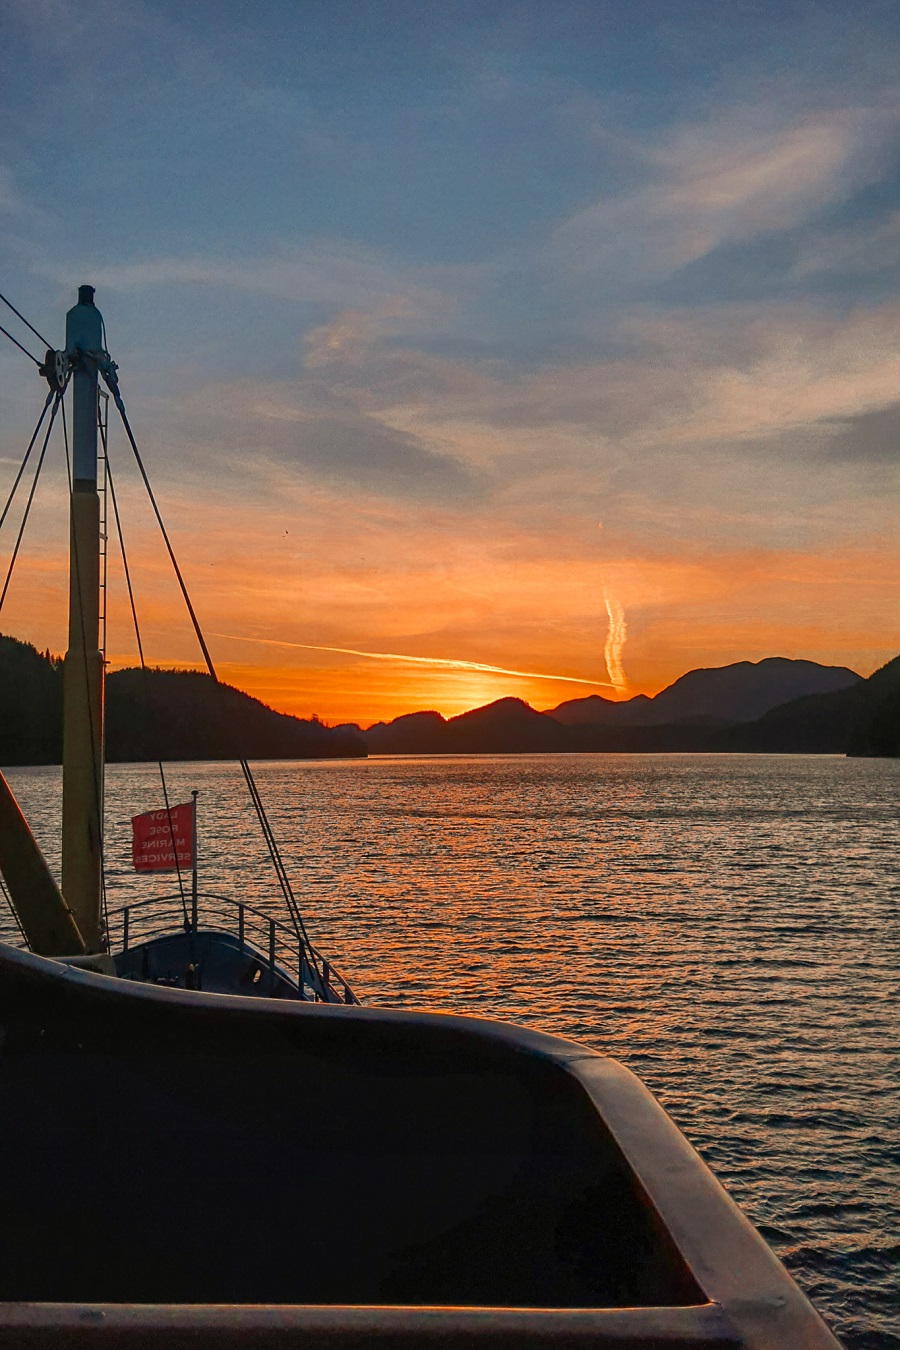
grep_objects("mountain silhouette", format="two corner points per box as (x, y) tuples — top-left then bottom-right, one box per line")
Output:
(446, 698), (568, 753)
(364, 711), (447, 754)
(848, 672), (900, 757)
(353, 657), (896, 756)
(106, 668), (366, 762)
(2, 633), (895, 763)
(721, 655), (900, 754)
(549, 658), (860, 726)
(364, 700), (568, 754)
(0, 636), (366, 764)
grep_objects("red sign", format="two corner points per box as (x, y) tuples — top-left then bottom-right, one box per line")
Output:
(132, 801), (194, 873)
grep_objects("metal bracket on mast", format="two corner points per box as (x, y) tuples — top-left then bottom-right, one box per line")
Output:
(37, 348), (68, 394)
(37, 314), (120, 404)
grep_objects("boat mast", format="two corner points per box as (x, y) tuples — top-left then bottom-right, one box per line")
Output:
(61, 285), (105, 952)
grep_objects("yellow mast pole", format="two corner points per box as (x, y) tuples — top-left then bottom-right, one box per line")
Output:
(60, 285), (105, 953)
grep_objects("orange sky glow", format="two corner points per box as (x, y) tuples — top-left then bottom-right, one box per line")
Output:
(0, 462), (892, 726)
(1, 92), (898, 726)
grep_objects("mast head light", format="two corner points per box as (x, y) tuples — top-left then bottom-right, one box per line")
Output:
(77, 285), (96, 307)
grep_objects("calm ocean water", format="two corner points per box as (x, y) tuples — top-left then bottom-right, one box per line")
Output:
(2, 752), (897, 1348)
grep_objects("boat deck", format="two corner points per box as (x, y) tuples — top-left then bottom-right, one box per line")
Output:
(108, 890), (357, 1002)
(0, 943), (840, 1348)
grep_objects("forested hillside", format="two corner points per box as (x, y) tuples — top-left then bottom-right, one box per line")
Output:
(0, 636), (366, 764)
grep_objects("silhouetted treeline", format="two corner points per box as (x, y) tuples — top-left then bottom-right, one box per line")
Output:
(0, 636), (366, 764)
(2, 633), (896, 764)
(0, 637), (63, 765)
(720, 656), (900, 755)
(846, 661), (900, 757)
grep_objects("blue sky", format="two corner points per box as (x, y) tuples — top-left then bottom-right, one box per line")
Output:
(0, 0), (897, 720)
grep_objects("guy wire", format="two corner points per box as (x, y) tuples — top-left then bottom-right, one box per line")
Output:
(107, 456), (190, 932)
(0, 289), (51, 350)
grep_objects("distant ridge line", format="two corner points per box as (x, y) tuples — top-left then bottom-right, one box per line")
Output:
(0, 634), (366, 764)
(2, 635), (896, 761)
(345, 657), (898, 758)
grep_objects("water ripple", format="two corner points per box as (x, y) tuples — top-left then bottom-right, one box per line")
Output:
(2, 752), (897, 1348)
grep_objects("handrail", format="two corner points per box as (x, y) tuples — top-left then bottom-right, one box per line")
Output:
(107, 889), (358, 1005)
(112, 890), (297, 928)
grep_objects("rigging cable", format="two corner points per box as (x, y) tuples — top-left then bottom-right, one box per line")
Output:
(60, 396), (110, 948)
(100, 367), (323, 981)
(0, 390), (55, 536)
(0, 871), (29, 949)
(0, 393), (61, 615)
(0, 388), (61, 951)
(0, 322), (41, 367)
(0, 289), (51, 351)
(106, 456), (190, 933)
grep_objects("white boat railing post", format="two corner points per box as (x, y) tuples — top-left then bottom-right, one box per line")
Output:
(190, 789), (199, 932)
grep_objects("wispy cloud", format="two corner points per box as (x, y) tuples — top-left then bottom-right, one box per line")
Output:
(603, 591), (628, 693)
(76, 246), (460, 322)
(211, 632), (615, 688)
(556, 104), (900, 280)
(2, 3), (897, 722)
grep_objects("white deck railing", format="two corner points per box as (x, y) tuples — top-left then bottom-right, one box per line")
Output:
(105, 890), (358, 1004)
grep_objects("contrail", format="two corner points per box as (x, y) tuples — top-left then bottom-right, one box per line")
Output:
(210, 632), (615, 688)
(603, 592), (628, 693)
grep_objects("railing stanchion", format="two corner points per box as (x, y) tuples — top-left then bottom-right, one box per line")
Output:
(101, 893), (357, 1003)
(190, 789), (199, 932)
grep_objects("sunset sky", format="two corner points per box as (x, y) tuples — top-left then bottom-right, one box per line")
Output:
(0, 0), (897, 725)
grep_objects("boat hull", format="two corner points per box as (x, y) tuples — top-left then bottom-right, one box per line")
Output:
(0, 942), (840, 1347)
